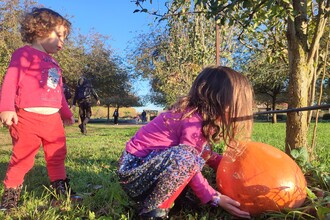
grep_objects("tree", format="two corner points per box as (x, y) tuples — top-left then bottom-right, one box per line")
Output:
(0, 0), (85, 88)
(323, 78), (330, 104)
(245, 53), (289, 123)
(134, 0), (330, 154)
(0, 2), (140, 121)
(54, 35), (87, 90)
(130, 2), (244, 107)
(0, 0), (26, 84)
(82, 32), (141, 121)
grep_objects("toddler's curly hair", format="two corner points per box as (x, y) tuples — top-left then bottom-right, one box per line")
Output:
(20, 7), (71, 43)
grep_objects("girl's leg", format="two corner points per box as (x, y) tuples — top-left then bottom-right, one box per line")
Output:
(41, 113), (67, 182)
(41, 113), (82, 200)
(79, 104), (85, 123)
(158, 175), (194, 209)
(83, 105), (91, 125)
(118, 145), (204, 215)
(142, 149), (199, 212)
(4, 110), (42, 188)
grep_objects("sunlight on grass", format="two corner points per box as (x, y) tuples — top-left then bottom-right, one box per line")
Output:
(0, 122), (329, 219)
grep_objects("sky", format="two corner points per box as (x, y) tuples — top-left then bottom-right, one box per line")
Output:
(37, 0), (166, 112)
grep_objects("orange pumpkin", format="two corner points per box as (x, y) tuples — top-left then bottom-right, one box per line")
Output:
(216, 142), (307, 216)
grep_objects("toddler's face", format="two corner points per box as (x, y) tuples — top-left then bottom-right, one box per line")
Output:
(39, 25), (68, 54)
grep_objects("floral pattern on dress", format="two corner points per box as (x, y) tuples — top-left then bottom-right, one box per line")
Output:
(117, 144), (205, 214)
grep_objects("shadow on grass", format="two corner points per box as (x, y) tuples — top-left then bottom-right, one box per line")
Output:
(0, 162), (8, 183)
(62, 154), (129, 217)
(0, 157), (129, 218)
(0, 162), (62, 194)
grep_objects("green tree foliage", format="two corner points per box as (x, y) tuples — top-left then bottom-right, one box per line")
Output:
(130, 2), (244, 107)
(0, 1), (139, 110)
(323, 78), (330, 104)
(0, 0), (25, 84)
(53, 36), (87, 90)
(244, 52), (289, 123)
(81, 32), (141, 120)
(134, 0), (330, 152)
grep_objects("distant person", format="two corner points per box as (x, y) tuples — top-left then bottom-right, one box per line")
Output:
(141, 110), (147, 123)
(135, 114), (140, 124)
(113, 109), (119, 125)
(72, 76), (100, 135)
(117, 66), (253, 219)
(62, 77), (72, 105)
(0, 7), (81, 212)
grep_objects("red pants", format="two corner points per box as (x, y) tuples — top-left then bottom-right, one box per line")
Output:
(4, 109), (67, 188)
(158, 175), (194, 209)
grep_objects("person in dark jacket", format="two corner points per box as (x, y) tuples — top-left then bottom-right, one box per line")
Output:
(113, 109), (119, 125)
(141, 110), (147, 123)
(72, 77), (100, 134)
(62, 77), (72, 105)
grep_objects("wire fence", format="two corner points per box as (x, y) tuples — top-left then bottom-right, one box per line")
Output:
(254, 104), (330, 115)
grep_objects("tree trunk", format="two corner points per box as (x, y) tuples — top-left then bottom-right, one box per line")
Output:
(307, 64), (317, 127)
(285, 1), (311, 153)
(272, 96), (277, 123)
(107, 105), (110, 122)
(285, 63), (309, 153)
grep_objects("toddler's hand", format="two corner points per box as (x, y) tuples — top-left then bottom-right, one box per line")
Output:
(63, 116), (75, 126)
(0, 111), (18, 126)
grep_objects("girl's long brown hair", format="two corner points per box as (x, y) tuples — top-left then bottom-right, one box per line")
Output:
(170, 66), (254, 147)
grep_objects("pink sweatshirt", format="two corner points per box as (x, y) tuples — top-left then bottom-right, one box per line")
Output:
(0, 46), (72, 119)
(126, 111), (222, 204)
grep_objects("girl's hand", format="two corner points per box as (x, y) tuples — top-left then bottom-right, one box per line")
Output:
(0, 111), (18, 126)
(211, 193), (251, 219)
(63, 116), (75, 126)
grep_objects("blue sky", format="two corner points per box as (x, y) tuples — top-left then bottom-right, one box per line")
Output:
(37, 0), (165, 111)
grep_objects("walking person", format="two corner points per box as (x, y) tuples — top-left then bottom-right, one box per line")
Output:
(0, 7), (81, 212)
(113, 108), (119, 125)
(62, 77), (72, 106)
(72, 76), (100, 135)
(141, 110), (147, 123)
(117, 66), (253, 219)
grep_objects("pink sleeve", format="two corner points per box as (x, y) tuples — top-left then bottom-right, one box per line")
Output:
(188, 172), (217, 204)
(0, 49), (31, 112)
(59, 98), (72, 119)
(59, 80), (73, 120)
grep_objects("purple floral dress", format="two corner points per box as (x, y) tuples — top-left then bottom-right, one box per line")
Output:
(117, 144), (205, 214)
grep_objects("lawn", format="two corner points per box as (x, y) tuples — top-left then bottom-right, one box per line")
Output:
(0, 122), (329, 219)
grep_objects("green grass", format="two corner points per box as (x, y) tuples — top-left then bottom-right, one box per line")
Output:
(252, 122), (330, 167)
(0, 122), (329, 219)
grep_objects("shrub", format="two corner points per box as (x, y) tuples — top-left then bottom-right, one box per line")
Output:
(323, 113), (330, 120)
(254, 115), (269, 121)
(277, 114), (287, 121)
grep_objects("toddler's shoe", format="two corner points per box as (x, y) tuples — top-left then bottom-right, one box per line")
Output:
(0, 185), (22, 212)
(50, 178), (83, 202)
